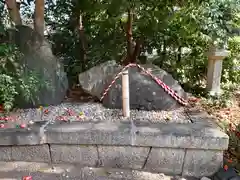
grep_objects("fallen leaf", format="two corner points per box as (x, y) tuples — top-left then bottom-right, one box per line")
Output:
(224, 165), (228, 171)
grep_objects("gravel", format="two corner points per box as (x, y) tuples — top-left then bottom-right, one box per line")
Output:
(1, 102), (191, 128)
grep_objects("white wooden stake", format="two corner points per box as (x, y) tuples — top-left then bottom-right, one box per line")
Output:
(122, 69), (130, 117)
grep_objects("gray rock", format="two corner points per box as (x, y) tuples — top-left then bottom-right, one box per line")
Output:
(213, 167), (239, 180)
(78, 60), (121, 99)
(201, 177), (211, 180)
(10, 25), (68, 108)
(78, 61), (187, 110)
(102, 63), (187, 110)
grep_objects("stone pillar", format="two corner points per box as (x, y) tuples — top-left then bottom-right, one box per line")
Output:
(207, 47), (229, 95)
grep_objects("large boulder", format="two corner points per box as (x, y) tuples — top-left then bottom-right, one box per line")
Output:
(79, 61), (187, 111)
(78, 60), (121, 99)
(11, 25), (68, 108)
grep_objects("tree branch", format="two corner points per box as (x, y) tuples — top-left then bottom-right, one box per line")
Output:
(78, 14), (88, 70)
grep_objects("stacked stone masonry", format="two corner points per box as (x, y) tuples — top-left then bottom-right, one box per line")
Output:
(0, 108), (229, 178)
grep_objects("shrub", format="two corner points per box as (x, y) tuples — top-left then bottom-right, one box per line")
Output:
(0, 42), (50, 112)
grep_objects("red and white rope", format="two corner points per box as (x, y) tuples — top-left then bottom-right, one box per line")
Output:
(100, 63), (188, 106)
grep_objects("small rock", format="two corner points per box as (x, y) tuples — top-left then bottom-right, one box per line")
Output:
(201, 177), (211, 180)
(178, 178), (187, 180)
(28, 120), (34, 125)
(159, 173), (165, 178)
(51, 167), (56, 172)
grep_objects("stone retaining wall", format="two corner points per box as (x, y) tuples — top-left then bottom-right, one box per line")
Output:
(0, 144), (224, 177)
(0, 108), (229, 178)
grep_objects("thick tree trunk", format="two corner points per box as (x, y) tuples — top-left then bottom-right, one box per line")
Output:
(69, 1), (88, 64)
(34, 0), (45, 36)
(5, 0), (22, 25)
(69, 3), (80, 32)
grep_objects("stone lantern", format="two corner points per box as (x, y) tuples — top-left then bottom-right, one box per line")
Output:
(206, 46), (229, 95)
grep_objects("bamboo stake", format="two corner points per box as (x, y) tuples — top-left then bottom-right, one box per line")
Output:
(122, 69), (130, 117)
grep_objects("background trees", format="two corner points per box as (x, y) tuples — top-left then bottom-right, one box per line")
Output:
(0, 0), (240, 105)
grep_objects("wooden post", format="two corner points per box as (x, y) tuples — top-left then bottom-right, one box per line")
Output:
(122, 69), (130, 117)
(207, 46), (229, 95)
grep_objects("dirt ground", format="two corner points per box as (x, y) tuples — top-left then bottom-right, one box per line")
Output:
(0, 161), (198, 180)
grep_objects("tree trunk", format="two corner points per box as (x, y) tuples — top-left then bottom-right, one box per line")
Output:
(69, 0), (80, 32)
(123, 9), (135, 65)
(79, 14), (87, 71)
(126, 9), (134, 61)
(131, 38), (142, 63)
(177, 46), (182, 62)
(34, 0), (45, 36)
(161, 38), (167, 67)
(5, 0), (22, 25)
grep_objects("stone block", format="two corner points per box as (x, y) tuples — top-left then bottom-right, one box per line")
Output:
(134, 121), (228, 150)
(98, 146), (149, 169)
(46, 121), (132, 145)
(144, 148), (185, 175)
(0, 125), (45, 145)
(182, 149), (223, 177)
(11, 145), (50, 162)
(0, 146), (12, 161)
(45, 121), (229, 150)
(50, 144), (98, 166)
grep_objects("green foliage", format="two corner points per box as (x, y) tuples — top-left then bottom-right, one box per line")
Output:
(201, 90), (234, 108)
(0, 39), (51, 111)
(40, 0), (240, 90)
(0, 74), (18, 111)
(222, 36), (240, 84)
(228, 124), (240, 156)
(2, 0), (240, 105)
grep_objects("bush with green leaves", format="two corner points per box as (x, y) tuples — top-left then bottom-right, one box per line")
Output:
(0, 40), (51, 111)
(222, 36), (240, 84)
(0, 74), (18, 111)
